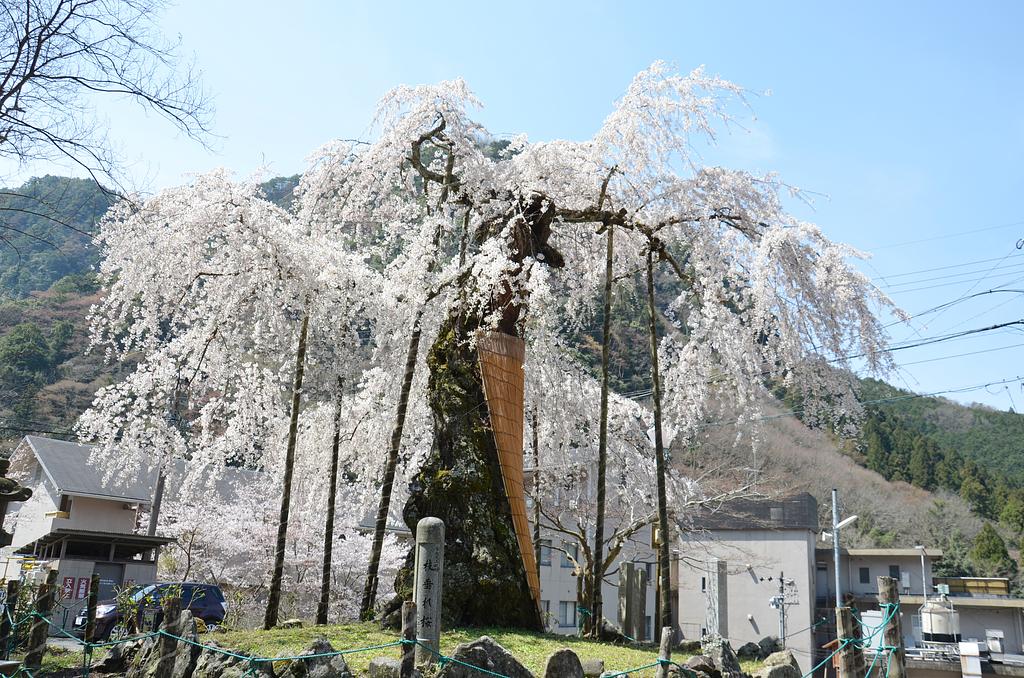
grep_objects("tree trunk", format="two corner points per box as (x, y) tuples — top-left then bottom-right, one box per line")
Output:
(646, 250), (673, 632)
(317, 376), (344, 625)
(590, 223), (614, 637)
(360, 314), (424, 619)
(263, 306), (310, 630)
(396, 312), (539, 629)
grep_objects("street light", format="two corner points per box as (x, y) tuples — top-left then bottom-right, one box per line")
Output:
(832, 488), (858, 609)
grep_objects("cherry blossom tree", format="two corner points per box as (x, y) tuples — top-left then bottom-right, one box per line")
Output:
(80, 62), (896, 632)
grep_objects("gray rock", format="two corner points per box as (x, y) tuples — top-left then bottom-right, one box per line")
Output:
(754, 650), (801, 678)
(701, 634), (743, 678)
(677, 639), (702, 654)
(191, 642), (265, 678)
(92, 636), (148, 674)
(683, 655), (722, 678)
(581, 659), (605, 678)
(544, 649), (584, 678)
(369, 656), (402, 678)
(736, 642), (761, 660)
(757, 637), (781, 660)
(438, 636), (534, 678)
(281, 638), (353, 678)
(279, 618), (304, 629)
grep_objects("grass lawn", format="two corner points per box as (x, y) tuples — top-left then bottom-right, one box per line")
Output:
(22, 623), (763, 676)
(217, 622), (762, 676)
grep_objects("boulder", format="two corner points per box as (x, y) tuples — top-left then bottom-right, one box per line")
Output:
(191, 643), (264, 678)
(757, 637), (782, 660)
(581, 659), (605, 678)
(280, 638), (353, 678)
(437, 636), (534, 678)
(369, 656), (402, 678)
(544, 649), (584, 678)
(736, 642), (761, 660)
(754, 650), (801, 678)
(701, 634), (743, 678)
(683, 655), (722, 678)
(279, 618), (304, 629)
(92, 636), (148, 674)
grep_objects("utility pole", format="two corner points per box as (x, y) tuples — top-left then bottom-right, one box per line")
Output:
(833, 489), (841, 610)
(778, 571), (787, 648)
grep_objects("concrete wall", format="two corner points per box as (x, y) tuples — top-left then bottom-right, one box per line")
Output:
(845, 555), (934, 598)
(56, 496), (138, 534)
(677, 529), (817, 673)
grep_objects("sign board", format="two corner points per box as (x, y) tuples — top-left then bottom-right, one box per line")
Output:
(75, 577), (89, 600)
(62, 577), (75, 600)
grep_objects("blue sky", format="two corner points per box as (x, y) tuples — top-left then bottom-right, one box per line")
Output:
(17, 1), (1024, 410)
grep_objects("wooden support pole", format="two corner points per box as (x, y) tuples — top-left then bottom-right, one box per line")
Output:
(877, 577), (907, 678)
(401, 601), (416, 678)
(0, 580), (19, 659)
(656, 626), (672, 678)
(24, 569), (57, 670)
(837, 606), (865, 678)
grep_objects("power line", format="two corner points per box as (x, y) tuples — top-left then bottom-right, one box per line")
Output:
(897, 341), (1024, 367)
(873, 252), (1024, 281)
(865, 219), (1024, 251)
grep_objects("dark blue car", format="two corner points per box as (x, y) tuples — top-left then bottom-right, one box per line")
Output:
(74, 582), (227, 640)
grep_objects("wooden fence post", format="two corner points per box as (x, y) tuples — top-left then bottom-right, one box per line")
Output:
(85, 573), (99, 644)
(401, 601), (416, 678)
(656, 626), (672, 678)
(24, 569), (57, 670)
(0, 580), (19, 659)
(877, 577), (907, 678)
(837, 607), (865, 678)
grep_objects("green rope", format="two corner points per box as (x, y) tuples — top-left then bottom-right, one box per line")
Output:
(602, 659), (663, 677)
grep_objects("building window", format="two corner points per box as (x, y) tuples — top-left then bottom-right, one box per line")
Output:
(561, 542), (578, 569)
(645, 615), (652, 641)
(859, 567), (870, 584)
(645, 562), (655, 583)
(701, 576), (706, 592)
(539, 539), (551, 566)
(559, 601), (577, 628)
(889, 565), (900, 580)
(58, 495), (72, 515)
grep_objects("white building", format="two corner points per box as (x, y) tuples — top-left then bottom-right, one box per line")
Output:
(1, 436), (172, 632)
(675, 493), (820, 669)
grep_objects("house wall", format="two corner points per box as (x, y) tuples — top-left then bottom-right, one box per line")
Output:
(845, 555), (933, 598)
(57, 496), (138, 534)
(677, 529), (817, 673)
(9, 472), (60, 549)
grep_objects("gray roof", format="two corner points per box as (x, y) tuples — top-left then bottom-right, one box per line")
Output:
(682, 492), (819, 532)
(20, 435), (264, 505)
(24, 435), (156, 503)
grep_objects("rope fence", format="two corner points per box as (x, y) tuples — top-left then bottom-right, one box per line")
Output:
(0, 601), (906, 678)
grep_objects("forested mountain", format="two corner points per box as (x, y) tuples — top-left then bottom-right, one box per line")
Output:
(0, 176), (112, 297)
